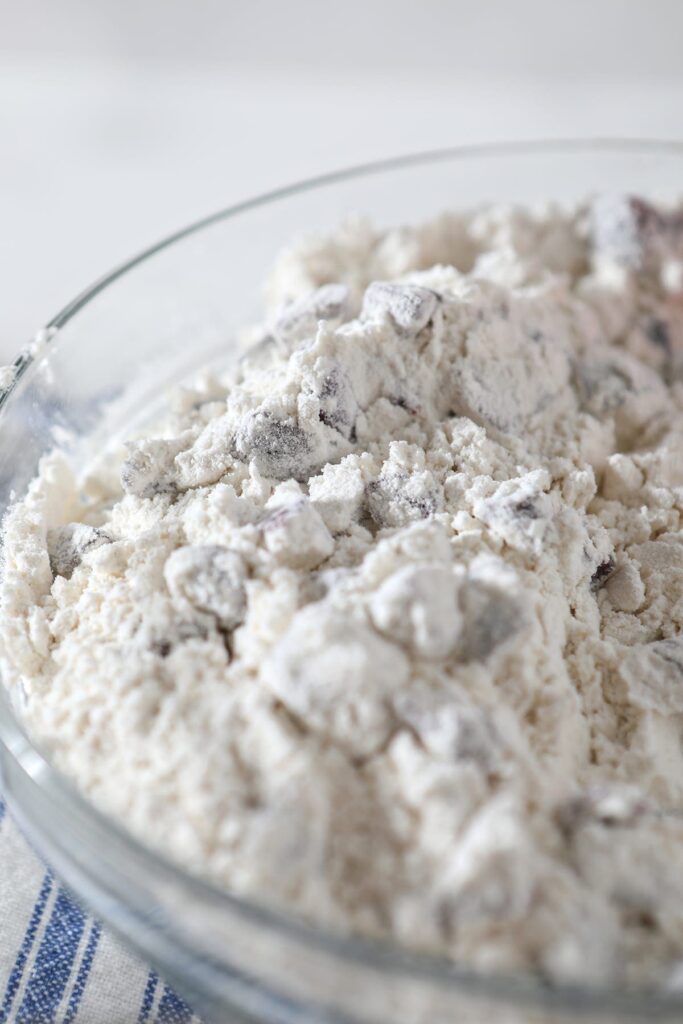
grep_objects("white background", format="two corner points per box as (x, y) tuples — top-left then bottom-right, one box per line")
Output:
(2, 0), (683, 359)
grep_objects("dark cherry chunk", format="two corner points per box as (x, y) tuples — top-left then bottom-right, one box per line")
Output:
(513, 498), (540, 519)
(556, 786), (650, 838)
(591, 194), (683, 272)
(572, 359), (634, 418)
(388, 394), (420, 416)
(314, 363), (358, 439)
(234, 410), (313, 481)
(395, 688), (501, 769)
(274, 284), (350, 345)
(164, 545), (247, 630)
(366, 472), (441, 529)
(48, 523), (112, 580)
(646, 318), (672, 356)
(652, 637), (683, 676)
(148, 619), (210, 658)
(120, 440), (182, 499)
(458, 580), (526, 663)
(590, 556), (616, 593)
(361, 282), (438, 336)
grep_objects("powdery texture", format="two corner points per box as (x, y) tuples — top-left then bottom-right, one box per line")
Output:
(3, 196), (683, 989)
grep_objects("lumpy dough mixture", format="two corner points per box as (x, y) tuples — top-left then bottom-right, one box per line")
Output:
(3, 196), (683, 989)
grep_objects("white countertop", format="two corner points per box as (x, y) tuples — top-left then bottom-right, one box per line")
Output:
(2, 55), (683, 360)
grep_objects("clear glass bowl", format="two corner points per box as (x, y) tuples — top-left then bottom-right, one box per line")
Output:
(1, 141), (683, 1024)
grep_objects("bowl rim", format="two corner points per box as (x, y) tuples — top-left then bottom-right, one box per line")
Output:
(3, 137), (683, 1019)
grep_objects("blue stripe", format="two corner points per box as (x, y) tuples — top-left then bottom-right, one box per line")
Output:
(15, 885), (87, 1023)
(0, 799), (6, 826)
(62, 920), (102, 1024)
(0, 871), (53, 1024)
(136, 971), (158, 1024)
(157, 984), (193, 1023)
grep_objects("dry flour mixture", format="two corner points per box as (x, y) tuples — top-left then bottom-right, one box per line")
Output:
(2, 195), (683, 989)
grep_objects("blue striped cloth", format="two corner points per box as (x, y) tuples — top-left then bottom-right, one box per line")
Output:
(0, 798), (203, 1024)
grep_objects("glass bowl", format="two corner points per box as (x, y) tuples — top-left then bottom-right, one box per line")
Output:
(1, 141), (683, 1024)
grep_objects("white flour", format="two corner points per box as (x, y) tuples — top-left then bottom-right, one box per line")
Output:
(2, 196), (683, 988)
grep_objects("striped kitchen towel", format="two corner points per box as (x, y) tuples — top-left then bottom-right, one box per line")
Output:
(0, 798), (202, 1024)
